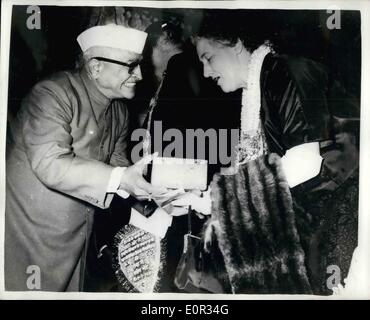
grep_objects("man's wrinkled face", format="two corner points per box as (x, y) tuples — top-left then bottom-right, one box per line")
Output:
(92, 48), (143, 99)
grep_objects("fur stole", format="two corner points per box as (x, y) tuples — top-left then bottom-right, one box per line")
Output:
(209, 153), (312, 294)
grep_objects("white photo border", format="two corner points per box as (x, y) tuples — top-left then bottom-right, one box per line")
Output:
(1, 0), (369, 300)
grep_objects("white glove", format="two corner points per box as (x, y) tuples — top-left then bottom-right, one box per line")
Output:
(171, 189), (212, 216)
(129, 207), (173, 239)
(280, 142), (323, 188)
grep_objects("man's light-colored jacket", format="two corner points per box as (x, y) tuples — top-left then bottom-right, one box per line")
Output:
(5, 69), (130, 291)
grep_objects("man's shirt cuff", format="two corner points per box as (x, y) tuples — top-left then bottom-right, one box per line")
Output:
(107, 166), (130, 198)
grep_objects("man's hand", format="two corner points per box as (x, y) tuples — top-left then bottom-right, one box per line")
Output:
(119, 153), (166, 199)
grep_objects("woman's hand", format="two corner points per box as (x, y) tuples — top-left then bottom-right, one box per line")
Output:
(280, 142), (323, 188)
(171, 189), (212, 216)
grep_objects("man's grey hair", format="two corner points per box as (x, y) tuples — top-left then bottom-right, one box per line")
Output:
(75, 46), (109, 71)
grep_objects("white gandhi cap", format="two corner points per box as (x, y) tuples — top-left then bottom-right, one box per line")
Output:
(77, 25), (148, 54)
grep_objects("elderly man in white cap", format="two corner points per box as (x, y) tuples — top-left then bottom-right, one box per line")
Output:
(5, 24), (170, 291)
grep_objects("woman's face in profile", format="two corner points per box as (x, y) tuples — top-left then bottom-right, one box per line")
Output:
(196, 37), (245, 93)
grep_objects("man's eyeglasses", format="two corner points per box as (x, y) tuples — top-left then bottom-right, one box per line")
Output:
(91, 56), (141, 74)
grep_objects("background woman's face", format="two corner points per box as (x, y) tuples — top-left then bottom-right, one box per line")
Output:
(196, 37), (243, 93)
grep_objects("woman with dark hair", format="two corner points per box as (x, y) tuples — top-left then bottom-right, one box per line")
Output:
(175, 10), (360, 294)
(145, 21), (185, 84)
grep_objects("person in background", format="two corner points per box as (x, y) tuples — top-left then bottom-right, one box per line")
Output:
(146, 21), (185, 86)
(129, 21), (186, 128)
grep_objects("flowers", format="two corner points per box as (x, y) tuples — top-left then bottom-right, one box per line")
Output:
(235, 43), (272, 166)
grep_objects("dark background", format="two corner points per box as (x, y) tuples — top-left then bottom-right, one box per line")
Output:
(7, 6), (361, 120)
